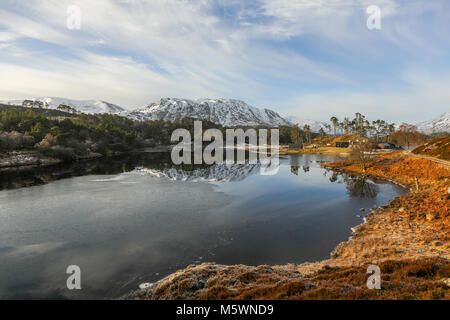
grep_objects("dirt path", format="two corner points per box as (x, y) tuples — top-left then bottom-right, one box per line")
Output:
(405, 151), (450, 168)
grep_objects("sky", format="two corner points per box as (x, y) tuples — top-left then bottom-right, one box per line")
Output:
(0, 0), (449, 123)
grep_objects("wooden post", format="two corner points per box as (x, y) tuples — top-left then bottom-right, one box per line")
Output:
(415, 177), (419, 191)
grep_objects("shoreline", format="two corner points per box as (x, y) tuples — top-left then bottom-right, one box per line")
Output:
(123, 151), (449, 300)
(279, 146), (351, 155)
(0, 146), (172, 172)
(0, 150), (105, 170)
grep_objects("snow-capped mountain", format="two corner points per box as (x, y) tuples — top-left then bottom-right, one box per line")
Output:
(135, 163), (261, 182)
(124, 98), (293, 127)
(416, 111), (450, 134)
(1, 97), (125, 114)
(2, 96), (294, 127)
(285, 115), (328, 133)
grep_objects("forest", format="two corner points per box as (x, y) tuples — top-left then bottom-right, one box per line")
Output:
(0, 104), (445, 164)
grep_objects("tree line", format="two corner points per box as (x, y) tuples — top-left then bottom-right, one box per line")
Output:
(325, 113), (429, 148)
(0, 106), (224, 160)
(0, 105), (300, 161)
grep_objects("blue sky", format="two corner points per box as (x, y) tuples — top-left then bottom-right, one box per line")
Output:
(0, 0), (449, 123)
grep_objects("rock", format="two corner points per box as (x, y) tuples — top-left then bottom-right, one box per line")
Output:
(441, 278), (450, 287)
(360, 208), (365, 211)
(139, 282), (154, 289)
(398, 207), (405, 213)
(426, 213), (437, 221)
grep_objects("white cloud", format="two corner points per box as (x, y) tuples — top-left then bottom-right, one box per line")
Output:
(0, 49), (219, 108)
(0, 0), (350, 108)
(284, 70), (450, 124)
(0, 0), (448, 122)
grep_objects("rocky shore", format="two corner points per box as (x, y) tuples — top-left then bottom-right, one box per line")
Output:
(0, 150), (103, 171)
(0, 151), (62, 170)
(124, 151), (449, 300)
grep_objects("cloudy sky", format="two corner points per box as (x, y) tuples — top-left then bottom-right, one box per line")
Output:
(0, 0), (449, 122)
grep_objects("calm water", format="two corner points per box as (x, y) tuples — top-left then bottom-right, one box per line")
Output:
(0, 153), (406, 299)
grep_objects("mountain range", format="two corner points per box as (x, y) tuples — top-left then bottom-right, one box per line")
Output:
(1, 96), (448, 133)
(0, 97), (125, 114)
(124, 98), (292, 127)
(284, 116), (328, 133)
(1, 97), (291, 127)
(416, 111), (450, 134)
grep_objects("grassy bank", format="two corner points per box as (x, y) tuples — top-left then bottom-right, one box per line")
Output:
(279, 146), (352, 155)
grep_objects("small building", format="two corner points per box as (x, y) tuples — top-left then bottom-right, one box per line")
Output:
(377, 143), (401, 150)
(335, 141), (350, 148)
(288, 143), (303, 149)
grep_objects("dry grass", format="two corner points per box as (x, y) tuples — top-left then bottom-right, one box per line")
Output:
(323, 152), (449, 265)
(324, 151), (449, 188)
(126, 259), (449, 300)
(413, 137), (450, 161)
(279, 146), (352, 155)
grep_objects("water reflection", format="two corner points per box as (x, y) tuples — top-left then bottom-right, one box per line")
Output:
(2, 152), (382, 202)
(0, 152), (171, 190)
(0, 152), (275, 189)
(323, 171), (380, 199)
(344, 176), (379, 198)
(136, 163), (262, 182)
(0, 154), (406, 299)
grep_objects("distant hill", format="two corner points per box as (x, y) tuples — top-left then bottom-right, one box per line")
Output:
(0, 103), (75, 118)
(416, 111), (450, 134)
(0, 97), (125, 115)
(284, 115), (327, 133)
(2, 97), (293, 127)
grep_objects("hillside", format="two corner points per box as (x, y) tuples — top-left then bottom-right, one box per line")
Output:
(284, 115), (327, 133)
(0, 104), (75, 118)
(2, 97), (294, 127)
(0, 97), (125, 115)
(412, 137), (450, 161)
(417, 111), (450, 134)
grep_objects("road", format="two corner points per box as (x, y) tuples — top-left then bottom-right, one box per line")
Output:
(404, 151), (450, 168)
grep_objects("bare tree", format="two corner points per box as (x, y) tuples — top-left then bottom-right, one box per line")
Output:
(394, 123), (425, 150)
(330, 116), (338, 137)
(303, 124), (311, 144)
(350, 142), (374, 172)
(343, 117), (350, 135)
(290, 125), (300, 144)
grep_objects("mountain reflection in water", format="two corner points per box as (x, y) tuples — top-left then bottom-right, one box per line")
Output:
(2, 152), (383, 195)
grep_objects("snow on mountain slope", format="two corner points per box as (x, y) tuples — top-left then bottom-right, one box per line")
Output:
(416, 111), (450, 134)
(0, 97), (125, 114)
(285, 115), (328, 133)
(123, 98), (293, 127)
